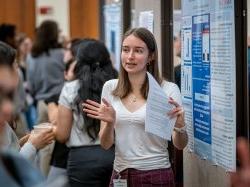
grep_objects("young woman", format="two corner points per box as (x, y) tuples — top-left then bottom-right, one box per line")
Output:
(27, 20), (65, 124)
(83, 28), (188, 186)
(55, 39), (117, 187)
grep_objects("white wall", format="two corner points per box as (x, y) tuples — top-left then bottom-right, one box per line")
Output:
(36, 0), (69, 37)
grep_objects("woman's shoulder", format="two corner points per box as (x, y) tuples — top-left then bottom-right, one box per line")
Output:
(102, 79), (118, 100)
(64, 79), (79, 88)
(59, 80), (79, 104)
(2, 123), (20, 150)
(48, 48), (64, 58)
(62, 80), (79, 94)
(103, 79), (118, 90)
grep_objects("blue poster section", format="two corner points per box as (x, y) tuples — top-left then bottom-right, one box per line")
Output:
(192, 14), (212, 158)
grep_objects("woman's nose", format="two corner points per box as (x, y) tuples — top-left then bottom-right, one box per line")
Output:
(128, 50), (135, 59)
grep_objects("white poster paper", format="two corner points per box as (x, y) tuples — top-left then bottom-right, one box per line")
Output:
(139, 11), (154, 33)
(145, 72), (176, 140)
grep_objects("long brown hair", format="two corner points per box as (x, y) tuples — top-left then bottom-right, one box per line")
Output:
(112, 27), (162, 99)
(31, 20), (61, 57)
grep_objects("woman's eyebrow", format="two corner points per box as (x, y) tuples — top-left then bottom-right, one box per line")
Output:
(122, 45), (145, 49)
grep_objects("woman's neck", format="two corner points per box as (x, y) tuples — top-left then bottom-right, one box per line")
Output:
(128, 71), (146, 94)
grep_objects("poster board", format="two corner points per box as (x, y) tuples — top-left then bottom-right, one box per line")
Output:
(103, 3), (122, 70)
(181, 0), (236, 171)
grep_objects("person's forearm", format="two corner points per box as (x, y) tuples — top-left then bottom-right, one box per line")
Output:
(55, 128), (69, 143)
(99, 123), (114, 150)
(19, 142), (37, 162)
(172, 131), (188, 150)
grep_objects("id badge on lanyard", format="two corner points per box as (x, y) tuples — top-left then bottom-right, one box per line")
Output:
(113, 179), (127, 187)
(113, 173), (127, 187)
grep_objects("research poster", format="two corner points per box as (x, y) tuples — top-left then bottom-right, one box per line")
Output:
(173, 10), (182, 38)
(103, 3), (122, 70)
(139, 10), (154, 33)
(181, 0), (236, 171)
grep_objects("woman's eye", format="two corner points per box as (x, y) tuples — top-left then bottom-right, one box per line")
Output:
(122, 48), (129, 53)
(135, 49), (143, 54)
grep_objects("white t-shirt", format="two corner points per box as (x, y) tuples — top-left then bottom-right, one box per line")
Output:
(101, 79), (182, 172)
(59, 80), (100, 147)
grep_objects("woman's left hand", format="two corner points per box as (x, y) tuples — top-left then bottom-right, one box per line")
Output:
(167, 97), (185, 128)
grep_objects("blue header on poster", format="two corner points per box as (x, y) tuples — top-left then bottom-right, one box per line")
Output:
(192, 14), (211, 144)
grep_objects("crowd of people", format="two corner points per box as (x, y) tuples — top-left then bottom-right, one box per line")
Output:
(0, 20), (249, 187)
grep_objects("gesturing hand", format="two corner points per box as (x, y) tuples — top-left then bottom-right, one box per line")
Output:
(83, 98), (116, 125)
(167, 97), (185, 128)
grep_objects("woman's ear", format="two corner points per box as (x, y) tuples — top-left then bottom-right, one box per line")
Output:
(148, 53), (155, 63)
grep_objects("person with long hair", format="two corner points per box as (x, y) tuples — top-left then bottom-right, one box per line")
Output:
(15, 33), (36, 131)
(27, 20), (64, 124)
(26, 20), (64, 176)
(55, 39), (117, 187)
(83, 27), (188, 186)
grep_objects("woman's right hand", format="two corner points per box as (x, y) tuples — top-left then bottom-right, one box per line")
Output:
(83, 98), (116, 125)
(28, 128), (55, 150)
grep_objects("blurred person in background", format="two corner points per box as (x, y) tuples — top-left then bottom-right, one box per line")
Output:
(0, 23), (29, 138)
(27, 20), (64, 124)
(16, 32), (33, 74)
(173, 31), (184, 186)
(0, 23), (17, 48)
(46, 38), (81, 124)
(27, 20), (65, 176)
(16, 33), (37, 130)
(173, 32), (182, 89)
(46, 38), (82, 181)
(0, 41), (54, 162)
(55, 39), (117, 187)
(63, 38), (81, 64)
(0, 41), (55, 187)
(58, 30), (70, 50)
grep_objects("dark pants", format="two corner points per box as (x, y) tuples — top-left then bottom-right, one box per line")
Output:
(67, 145), (115, 187)
(109, 168), (174, 187)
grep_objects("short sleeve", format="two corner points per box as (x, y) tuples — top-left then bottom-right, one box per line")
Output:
(101, 79), (117, 104)
(58, 82), (77, 109)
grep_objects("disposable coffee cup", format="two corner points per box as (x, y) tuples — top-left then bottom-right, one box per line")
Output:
(33, 122), (52, 134)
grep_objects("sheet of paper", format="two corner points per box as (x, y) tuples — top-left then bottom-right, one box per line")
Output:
(145, 72), (177, 140)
